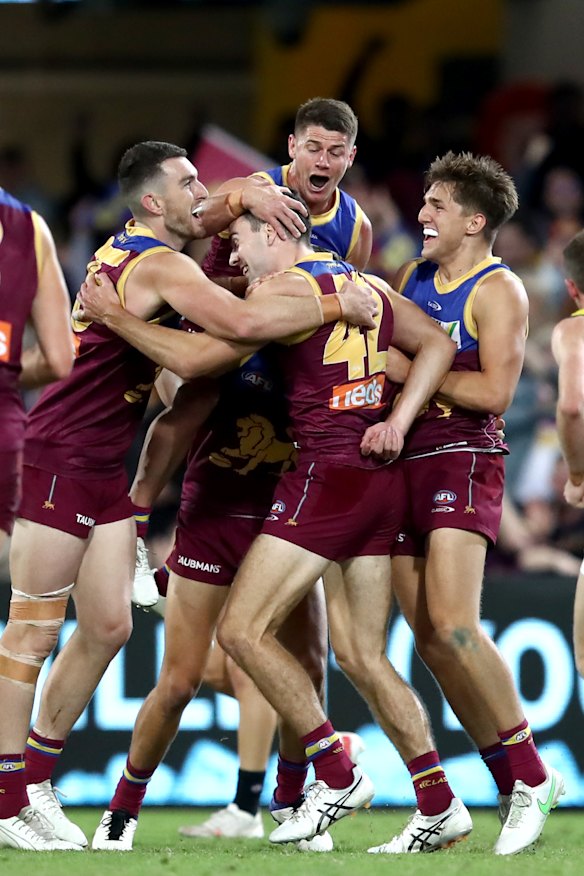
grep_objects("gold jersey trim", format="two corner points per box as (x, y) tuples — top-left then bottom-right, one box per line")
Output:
(346, 204), (364, 262)
(434, 256), (502, 295)
(31, 211), (44, 277)
(571, 308), (584, 318)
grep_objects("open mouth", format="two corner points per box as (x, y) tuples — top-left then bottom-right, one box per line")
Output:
(423, 228), (438, 240)
(309, 174), (329, 190)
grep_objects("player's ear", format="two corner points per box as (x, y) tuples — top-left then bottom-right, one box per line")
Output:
(288, 134), (296, 159)
(565, 277), (581, 304)
(265, 223), (278, 245)
(466, 212), (486, 236)
(142, 192), (163, 216)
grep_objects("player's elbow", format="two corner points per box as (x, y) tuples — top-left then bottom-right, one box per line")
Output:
(486, 388), (512, 417)
(47, 347), (75, 381)
(223, 310), (259, 342)
(174, 357), (205, 381)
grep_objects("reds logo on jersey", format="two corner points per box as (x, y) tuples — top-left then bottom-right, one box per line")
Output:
(0, 320), (12, 362)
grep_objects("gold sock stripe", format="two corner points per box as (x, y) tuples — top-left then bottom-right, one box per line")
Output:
(305, 733), (340, 760)
(501, 726), (532, 746)
(411, 764), (443, 782)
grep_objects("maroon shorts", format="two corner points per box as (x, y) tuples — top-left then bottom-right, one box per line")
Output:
(261, 459), (405, 561)
(392, 451), (505, 558)
(0, 449), (22, 536)
(18, 465), (133, 539)
(167, 507), (265, 586)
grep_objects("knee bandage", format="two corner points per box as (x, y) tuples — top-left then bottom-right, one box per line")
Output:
(0, 583), (73, 688)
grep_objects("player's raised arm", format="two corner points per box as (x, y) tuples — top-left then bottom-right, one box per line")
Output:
(196, 176), (308, 240)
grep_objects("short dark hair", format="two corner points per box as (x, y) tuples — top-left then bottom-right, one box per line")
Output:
(118, 141), (187, 216)
(424, 151), (519, 243)
(564, 230), (584, 291)
(294, 98), (358, 146)
(241, 189), (312, 244)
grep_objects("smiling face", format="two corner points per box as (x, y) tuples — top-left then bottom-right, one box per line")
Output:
(418, 182), (481, 263)
(156, 157), (209, 242)
(228, 216), (277, 283)
(288, 125), (356, 212)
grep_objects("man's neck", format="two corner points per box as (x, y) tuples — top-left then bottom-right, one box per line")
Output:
(436, 244), (493, 284)
(131, 216), (186, 252)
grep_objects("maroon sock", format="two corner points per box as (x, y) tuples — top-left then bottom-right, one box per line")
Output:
(133, 505), (152, 540)
(0, 754), (29, 818)
(408, 750), (455, 816)
(273, 755), (308, 805)
(480, 741), (514, 796)
(154, 565), (169, 597)
(25, 729), (65, 784)
(109, 758), (155, 818)
(498, 720), (546, 787)
(302, 720), (354, 789)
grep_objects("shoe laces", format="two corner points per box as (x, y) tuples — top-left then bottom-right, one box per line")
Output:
(506, 789), (534, 828)
(286, 781), (326, 822)
(21, 806), (55, 841)
(102, 809), (134, 840)
(136, 538), (152, 574)
(34, 782), (65, 816)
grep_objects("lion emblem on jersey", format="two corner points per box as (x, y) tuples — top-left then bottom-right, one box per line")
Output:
(210, 414), (297, 475)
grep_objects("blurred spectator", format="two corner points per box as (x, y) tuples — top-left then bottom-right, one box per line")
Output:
(341, 165), (418, 284)
(0, 144), (57, 223)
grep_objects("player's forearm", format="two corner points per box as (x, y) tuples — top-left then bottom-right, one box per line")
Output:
(437, 370), (514, 415)
(102, 309), (243, 379)
(221, 293), (342, 343)
(19, 344), (69, 389)
(557, 410), (584, 479)
(388, 340), (454, 432)
(196, 187), (246, 237)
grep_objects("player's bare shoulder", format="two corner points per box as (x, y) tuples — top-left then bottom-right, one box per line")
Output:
(474, 265), (529, 324)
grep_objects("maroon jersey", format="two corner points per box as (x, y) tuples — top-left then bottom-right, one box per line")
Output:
(397, 257), (511, 457)
(25, 221), (175, 478)
(0, 189), (39, 451)
(278, 253), (394, 469)
(179, 319), (295, 517)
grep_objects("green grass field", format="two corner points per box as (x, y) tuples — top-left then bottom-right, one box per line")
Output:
(1, 807), (582, 876)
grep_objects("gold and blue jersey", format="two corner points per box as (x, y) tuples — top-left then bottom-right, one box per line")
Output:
(254, 164), (364, 261)
(396, 256), (513, 457)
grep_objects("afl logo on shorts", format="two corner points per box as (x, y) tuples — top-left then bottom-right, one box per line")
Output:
(433, 490), (457, 505)
(271, 499), (286, 515)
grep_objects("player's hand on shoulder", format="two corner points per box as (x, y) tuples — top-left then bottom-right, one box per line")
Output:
(360, 421), (404, 461)
(338, 279), (377, 329)
(77, 271), (121, 323)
